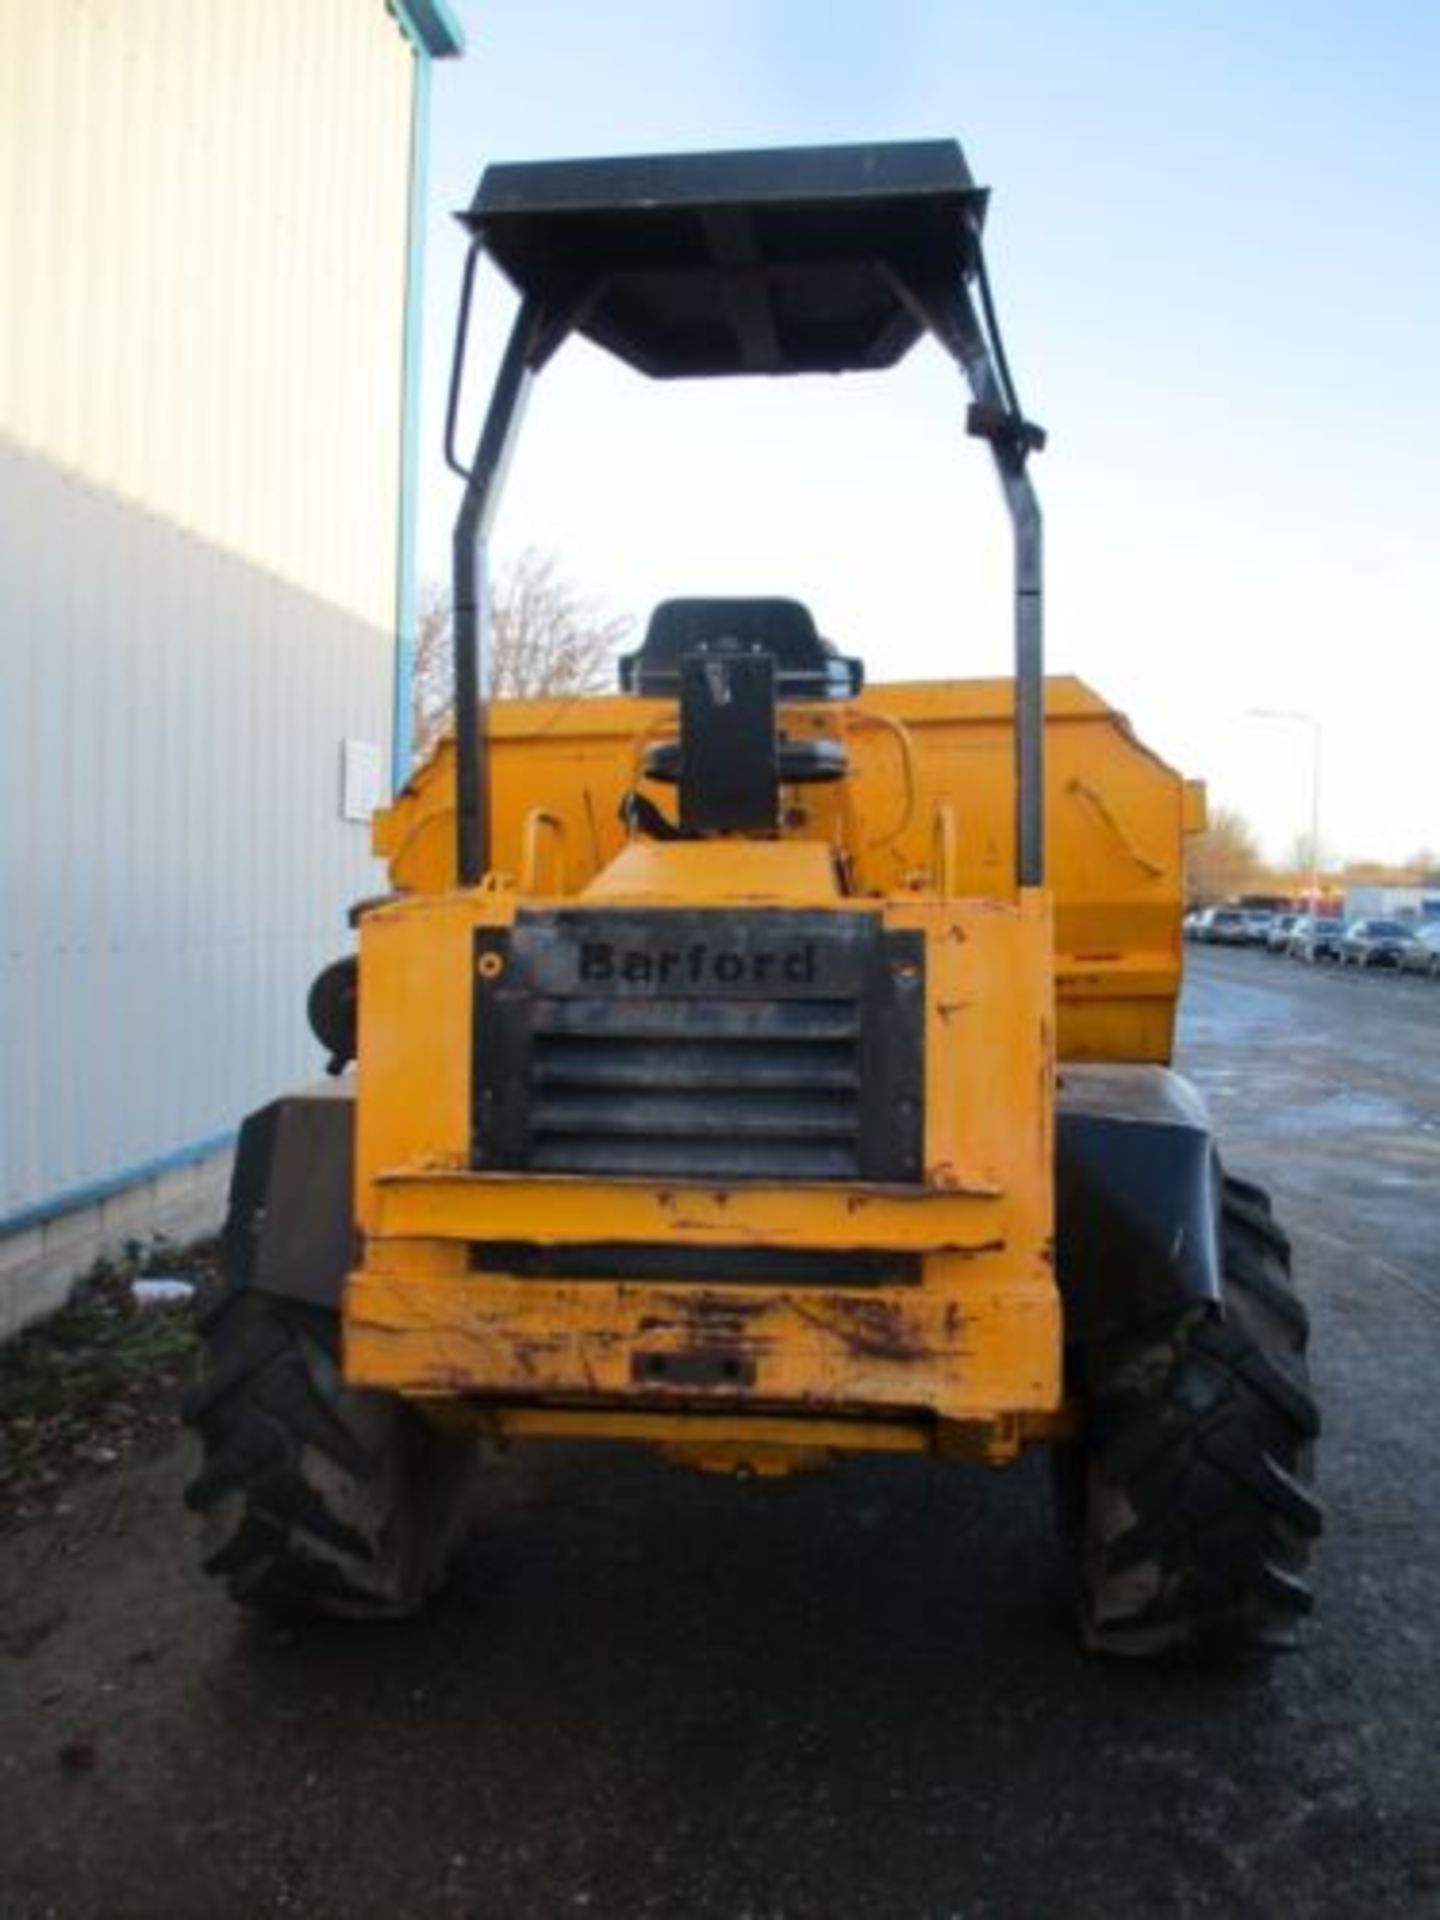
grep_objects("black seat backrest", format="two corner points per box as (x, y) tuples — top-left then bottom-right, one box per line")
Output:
(618, 597), (862, 700)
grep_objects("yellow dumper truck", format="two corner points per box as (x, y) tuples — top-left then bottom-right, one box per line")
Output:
(186, 141), (1320, 1658)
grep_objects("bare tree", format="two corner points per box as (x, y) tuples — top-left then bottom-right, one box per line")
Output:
(1185, 805), (1262, 903)
(412, 578), (456, 760)
(411, 548), (633, 760)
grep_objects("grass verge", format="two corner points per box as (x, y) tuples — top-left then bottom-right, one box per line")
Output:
(0, 1240), (218, 1527)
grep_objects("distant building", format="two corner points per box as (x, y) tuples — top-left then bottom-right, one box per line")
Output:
(0, 1), (463, 1335)
(1342, 886), (1440, 923)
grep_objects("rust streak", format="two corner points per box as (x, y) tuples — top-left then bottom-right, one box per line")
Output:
(652, 1289), (760, 1318)
(662, 1217), (781, 1242)
(508, 1344), (541, 1381)
(672, 1296), (768, 1345)
(791, 1296), (929, 1366)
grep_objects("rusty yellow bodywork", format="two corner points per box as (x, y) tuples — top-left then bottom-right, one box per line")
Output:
(345, 675), (1196, 1466)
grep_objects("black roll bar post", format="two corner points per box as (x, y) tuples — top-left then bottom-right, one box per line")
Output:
(884, 258), (1047, 892)
(444, 245), (554, 887)
(949, 276), (1046, 893)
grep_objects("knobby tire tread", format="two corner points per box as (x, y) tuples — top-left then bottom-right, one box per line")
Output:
(183, 1286), (473, 1620)
(1074, 1173), (1322, 1661)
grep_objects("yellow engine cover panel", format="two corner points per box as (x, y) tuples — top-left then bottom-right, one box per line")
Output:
(347, 870), (1059, 1433)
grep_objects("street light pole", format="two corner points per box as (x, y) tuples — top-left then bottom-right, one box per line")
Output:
(1248, 708), (1322, 910)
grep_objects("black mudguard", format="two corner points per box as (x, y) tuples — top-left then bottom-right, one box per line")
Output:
(1055, 1064), (1224, 1344)
(221, 1084), (356, 1312)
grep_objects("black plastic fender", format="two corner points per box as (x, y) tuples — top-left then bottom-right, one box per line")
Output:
(1055, 1064), (1224, 1344)
(221, 1084), (356, 1312)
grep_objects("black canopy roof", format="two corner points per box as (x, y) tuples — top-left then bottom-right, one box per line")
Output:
(461, 140), (988, 378)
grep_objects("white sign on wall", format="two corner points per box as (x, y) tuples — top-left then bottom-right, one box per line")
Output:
(341, 738), (382, 823)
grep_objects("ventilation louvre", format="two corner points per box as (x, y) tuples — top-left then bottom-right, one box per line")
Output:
(472, 910), (924, 1185)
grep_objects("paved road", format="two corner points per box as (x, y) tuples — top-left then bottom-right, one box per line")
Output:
(3, 948), (1439, 1918)
(1181, 944), (1440, 1298)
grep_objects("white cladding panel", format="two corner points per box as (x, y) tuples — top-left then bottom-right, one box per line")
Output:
(0, 3), (418, 1228)
(0, 438), (392, 1221)
(0, 0), (414, 628)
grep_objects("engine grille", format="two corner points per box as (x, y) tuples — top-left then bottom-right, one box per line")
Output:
(528, 995), (860, 1179)
(472, 909), (924, 1184)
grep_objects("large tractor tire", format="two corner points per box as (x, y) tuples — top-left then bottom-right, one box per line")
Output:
(184, 1286), (475, 1620)
(1067, 1175), (1322, 1660)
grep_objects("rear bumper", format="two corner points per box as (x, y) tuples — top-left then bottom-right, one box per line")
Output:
(344, 1173), (1061, 1447)
(346, 1265), (1059, 1417)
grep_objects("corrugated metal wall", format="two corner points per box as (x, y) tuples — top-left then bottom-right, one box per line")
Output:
(0, 0), (413, 624)
(0, 1), (418, 1224)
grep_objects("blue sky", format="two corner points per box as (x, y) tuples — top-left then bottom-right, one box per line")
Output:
(416, 3), (1439, 866)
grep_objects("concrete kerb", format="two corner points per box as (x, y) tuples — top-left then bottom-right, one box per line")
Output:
(0, 1147), (233, 1341)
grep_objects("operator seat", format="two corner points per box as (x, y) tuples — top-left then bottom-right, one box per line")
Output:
(619, 598), (860, 806)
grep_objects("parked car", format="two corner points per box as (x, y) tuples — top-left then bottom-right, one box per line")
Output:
(1400, 923), (1440, 979)
(1241, 909), (1275, 945)
(1194, 906), (1250, 946)
(1266, 912), (1301, 953)
(1182, 908), (1206, 941)
(1288, 915), (1347, 962)
(1340, 918), (1419, 969)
